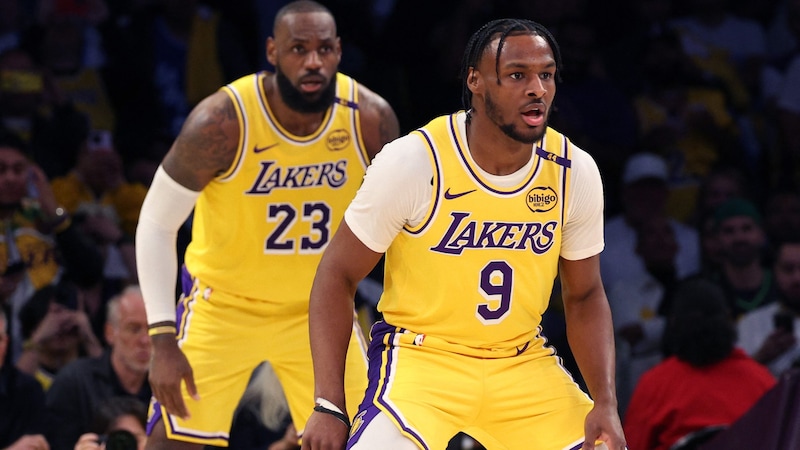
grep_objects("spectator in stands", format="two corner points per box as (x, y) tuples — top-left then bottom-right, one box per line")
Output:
(34, 14), (116, 134)
(624, 277), (775, 450)
(0, 131), (102, 361)
(16, 281), (103, 391)
(608, 213), (680, 415)
(0, 306), (49, 450)
(73, 396), (147, 450)
(602, 152), (701, 290)
(738, 237), (800, 376)
(51, 130), (145, 335)
(705, 197), (781, 318)
(0, 47), (90, 179)
(44, 285), (151, 450)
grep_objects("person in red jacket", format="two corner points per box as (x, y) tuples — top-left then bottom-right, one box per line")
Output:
(623, 276), (776, 450)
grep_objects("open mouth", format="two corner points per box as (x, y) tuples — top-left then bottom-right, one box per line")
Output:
(522, 106), (544, 127)
(299, 76), (325, 93)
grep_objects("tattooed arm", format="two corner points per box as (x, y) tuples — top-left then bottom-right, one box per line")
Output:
(162, 91), (241, 189)
(135, 91), (240, 420)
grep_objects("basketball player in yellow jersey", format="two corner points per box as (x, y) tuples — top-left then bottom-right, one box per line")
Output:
(134, 1), (399, 448)
(303, 18), (627, 450)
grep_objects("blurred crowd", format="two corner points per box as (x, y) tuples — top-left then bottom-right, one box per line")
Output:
(2, 0), (800, 449)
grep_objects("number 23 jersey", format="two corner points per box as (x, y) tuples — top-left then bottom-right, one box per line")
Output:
(184, 72), (370, 304)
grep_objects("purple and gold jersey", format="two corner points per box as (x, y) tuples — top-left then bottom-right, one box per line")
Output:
(149, 72), (371, 444)
(184, 72), (370, 302)
(380, 113), (573, 354)
(1, 212), (59, 289)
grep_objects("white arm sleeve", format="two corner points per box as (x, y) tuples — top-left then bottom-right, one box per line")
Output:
(135, 166), (200, 325)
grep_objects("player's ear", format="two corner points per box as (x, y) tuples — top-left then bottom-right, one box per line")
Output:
(467, 67), (481, 94)
(335, 36), (343, 57)
(266, 37), (277, 66)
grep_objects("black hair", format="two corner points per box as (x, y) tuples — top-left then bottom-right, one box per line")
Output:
(0, 128), (30, 156)
(274, 0), (334, 31)
(664, 277), (736, 367)
(19, 281), (79, 339)
(89, 396), (147, 434)
(459, 18), (563, 117)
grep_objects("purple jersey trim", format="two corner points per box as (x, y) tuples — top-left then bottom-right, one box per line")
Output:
(346, 404), (381, 446)
(358, 321), (429, 449)
(452, 114), (537, 196)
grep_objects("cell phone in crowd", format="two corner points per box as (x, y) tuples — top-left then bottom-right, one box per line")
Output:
(773, 311), (795, 333)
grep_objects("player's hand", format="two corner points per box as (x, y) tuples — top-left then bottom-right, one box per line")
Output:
(300, 410), (349, 450)
(148, 334), (199, 420)
(582, 401), (626, 450)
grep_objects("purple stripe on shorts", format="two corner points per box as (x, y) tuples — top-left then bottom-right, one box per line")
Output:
(145, 401), (163, 436)
(362, 322), (429, 449)
(144, 400), (230, 443)
(180, 264), (193, 296)
(567, 442), (584, 450)
(346, 404), (381, 446)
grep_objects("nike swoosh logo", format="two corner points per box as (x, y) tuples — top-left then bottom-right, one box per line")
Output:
(253, 143), (279, 153)
(444, 188), (476, 200)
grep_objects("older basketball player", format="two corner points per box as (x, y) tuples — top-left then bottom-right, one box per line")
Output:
(135, 1), (399, 448)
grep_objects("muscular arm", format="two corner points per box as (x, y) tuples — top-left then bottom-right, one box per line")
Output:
(309, 221), (382, 409)
(138, 90), (240, 325)
(356, 85), (400, 160)
(303, 221), (382, 449)
(560, 255), (626, 449)
(161, 90), (240, 190)
(135, 90), (240, 418)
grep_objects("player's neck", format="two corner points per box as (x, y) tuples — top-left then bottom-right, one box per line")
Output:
(465, 117), (532, 176)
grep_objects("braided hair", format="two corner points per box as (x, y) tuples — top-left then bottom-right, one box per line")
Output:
(459, 18), (563, 122)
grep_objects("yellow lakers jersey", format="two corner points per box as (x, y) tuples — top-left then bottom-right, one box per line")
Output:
(380, 113), (573, 352)
(1, 213), (60, 290)
(184, 72), (370, 302)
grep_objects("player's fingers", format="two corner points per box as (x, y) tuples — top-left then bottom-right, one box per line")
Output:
(156, 383), (190, 420)
(184, 368), (200, 401)
(168, 391), (190, 420)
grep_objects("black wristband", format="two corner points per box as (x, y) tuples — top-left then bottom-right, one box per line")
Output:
(313, 404), (351, 428)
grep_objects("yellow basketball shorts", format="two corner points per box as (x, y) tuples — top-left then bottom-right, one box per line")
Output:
(348, 321), (593, 450)
(146, 274), (369, 446)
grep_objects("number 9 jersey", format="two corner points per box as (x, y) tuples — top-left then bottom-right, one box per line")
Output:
(347, 111), (605, 356)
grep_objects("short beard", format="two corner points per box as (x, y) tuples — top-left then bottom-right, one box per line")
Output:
(276, 67), (336, 114)
(484, 91), (546, 145)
